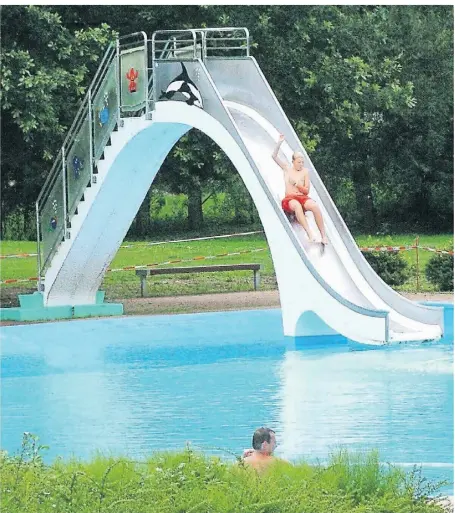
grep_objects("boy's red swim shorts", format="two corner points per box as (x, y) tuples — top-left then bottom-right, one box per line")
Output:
(282, 194), (311, 213)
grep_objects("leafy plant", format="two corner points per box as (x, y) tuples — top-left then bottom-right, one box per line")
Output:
(363, 251), (410, 286)
(425, 254), (454, 291)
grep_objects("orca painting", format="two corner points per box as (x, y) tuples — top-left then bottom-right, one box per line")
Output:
(159, 63), (203, 108)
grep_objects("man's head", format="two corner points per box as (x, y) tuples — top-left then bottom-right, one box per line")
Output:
(252, 427), (276, 455)
(292, 151), (305, 171)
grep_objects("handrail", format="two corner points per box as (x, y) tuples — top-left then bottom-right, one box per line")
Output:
(36, 40), (118, 280)
(152, 29), (198, 61)
(36, 43), (116, 207)
(37, 35), (144, 199)
(198, 27), (250, 57)
(158, 39), (173, 59)
(150, 27), (250, 61)
(36, 154), (62, 206)
(153, 38), (196, 44)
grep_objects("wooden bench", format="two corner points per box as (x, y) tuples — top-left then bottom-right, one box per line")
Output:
(136, 264), (261, 297)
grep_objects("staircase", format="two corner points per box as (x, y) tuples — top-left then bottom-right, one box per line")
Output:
(29, 28), (251, 317)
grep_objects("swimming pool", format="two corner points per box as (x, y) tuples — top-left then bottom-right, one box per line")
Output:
(1, 304), (453, 492)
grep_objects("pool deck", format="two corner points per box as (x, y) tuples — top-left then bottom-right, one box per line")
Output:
(0, 291), (452, 326)
(121, 290), (453, 317)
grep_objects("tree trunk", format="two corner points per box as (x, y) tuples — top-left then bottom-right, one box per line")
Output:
(249, 198), (257, 224)
(351, 164), (377, 232)
(135, 188), (152, 237)
(187, 182), (203, 230)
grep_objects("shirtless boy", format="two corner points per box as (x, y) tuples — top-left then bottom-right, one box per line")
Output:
(272, 134), (328, 245)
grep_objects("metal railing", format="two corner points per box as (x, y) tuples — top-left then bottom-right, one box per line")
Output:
(35, 27), (249, 290)
(36, 42), (118, 284)
(36, 33), (148, 288)
(151, 30), (199, 62)
(201, 28), (250, 59)
(150, 27), (249, 62)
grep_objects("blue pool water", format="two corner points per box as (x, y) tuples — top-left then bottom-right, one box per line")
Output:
(1, 304), (453, 493)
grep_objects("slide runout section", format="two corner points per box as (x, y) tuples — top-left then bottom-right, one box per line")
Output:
(224, 101), (441, 343)
(204, 57), (443, 336)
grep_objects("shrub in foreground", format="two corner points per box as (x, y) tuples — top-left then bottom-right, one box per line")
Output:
(425, 253), (454, 291)
(0, 434), (450, 513)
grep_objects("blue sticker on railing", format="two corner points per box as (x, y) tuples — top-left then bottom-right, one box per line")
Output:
(49, 199), (59, 230)
(72, 156), (84, 180)
(126, 68), (139, 93)
(159, 63), (203, 108)
(98, 93), (110, 126)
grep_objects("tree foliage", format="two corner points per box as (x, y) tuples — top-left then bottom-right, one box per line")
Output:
(1, 6), (115, 236)
(1, 5), (452, 238)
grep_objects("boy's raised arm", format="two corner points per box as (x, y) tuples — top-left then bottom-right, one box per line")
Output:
(272, 134), (287, 171)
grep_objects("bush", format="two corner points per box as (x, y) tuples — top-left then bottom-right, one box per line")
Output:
(363, 251), (410, 287)
(2, 209), (36, 241)
(425, 253), (454, 291)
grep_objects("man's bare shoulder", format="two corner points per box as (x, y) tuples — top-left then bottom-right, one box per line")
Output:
(243, 455), (273, 469)
(243, 455), (291, 472)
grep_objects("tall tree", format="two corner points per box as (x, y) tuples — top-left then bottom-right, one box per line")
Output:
(204, 5), (452, 231)
(1, 6), (115, 238)
(376, 6), (453, 230)
(156, 130), (231, 230)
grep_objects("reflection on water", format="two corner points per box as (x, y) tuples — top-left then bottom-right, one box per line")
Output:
(277, 347), (453, 469)
(1, 307), (453, 489)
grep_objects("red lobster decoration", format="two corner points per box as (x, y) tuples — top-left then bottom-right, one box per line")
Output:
(125, 68), (139, 93)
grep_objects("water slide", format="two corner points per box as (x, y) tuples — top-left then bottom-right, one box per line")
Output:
(223, 99), (443, 344)
(33, 29), (443, 344)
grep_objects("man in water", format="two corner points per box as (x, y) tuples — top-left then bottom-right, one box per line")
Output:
(242, 427), (278, 471)
(272, 134), (328, 245)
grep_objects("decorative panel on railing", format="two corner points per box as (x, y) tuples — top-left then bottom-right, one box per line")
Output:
(120, 46), (147, 114)
(39, 152), (65, 270)
(92, 60), (118, 162)
(66, 104), (92, 219)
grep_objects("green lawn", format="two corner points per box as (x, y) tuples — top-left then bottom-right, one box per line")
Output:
(0, 234), (452, 303)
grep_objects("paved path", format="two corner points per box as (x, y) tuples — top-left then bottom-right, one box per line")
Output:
(1, 291), (452, 326)
(122, 290), (453, 317)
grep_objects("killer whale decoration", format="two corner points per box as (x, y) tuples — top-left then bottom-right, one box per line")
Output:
(159, 63), (203, 108)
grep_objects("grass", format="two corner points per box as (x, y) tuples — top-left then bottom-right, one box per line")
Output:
(1, 433), (450, 513)
(0, 233), (453, 306)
